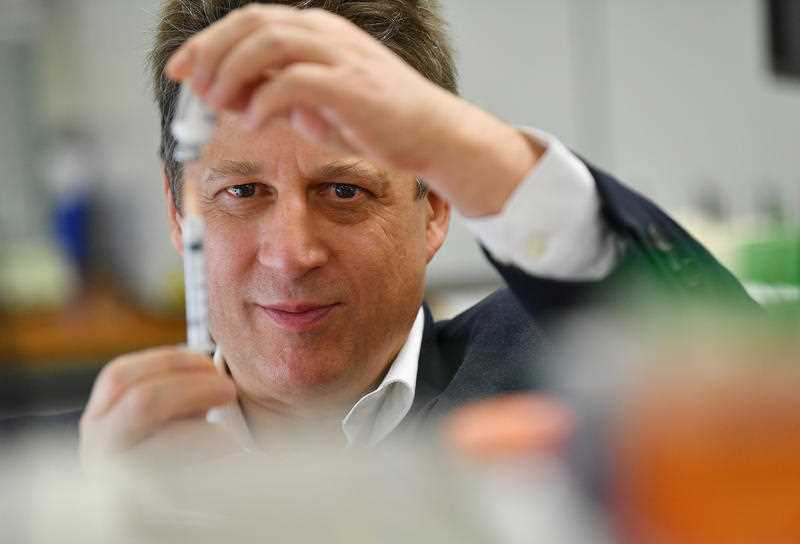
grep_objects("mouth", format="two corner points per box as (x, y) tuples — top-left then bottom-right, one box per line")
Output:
(257, 302), (340, 332)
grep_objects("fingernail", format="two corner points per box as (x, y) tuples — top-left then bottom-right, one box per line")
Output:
(166, 48), (191, 78)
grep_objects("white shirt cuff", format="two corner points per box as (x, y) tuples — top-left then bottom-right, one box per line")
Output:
(464, 127), (618, 281)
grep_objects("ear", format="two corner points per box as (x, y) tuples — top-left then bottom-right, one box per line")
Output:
(424, 189), (450, 263)
(163, 166), (184, 255)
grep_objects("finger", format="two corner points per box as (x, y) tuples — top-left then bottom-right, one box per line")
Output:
(243, 63), (344, 131)
(87, 371), (236, 455)
(227, 80), (263, 111)
(206, 24), (336, 109)
(181, 11), (267, 93)
(296, 7), (390, 56)
(84, 346), (216, 419)
(166, 4), (311, 92)
(166, 14), (260, 86)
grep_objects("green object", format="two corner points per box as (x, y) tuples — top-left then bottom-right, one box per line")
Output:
(737, 228), (800, 286)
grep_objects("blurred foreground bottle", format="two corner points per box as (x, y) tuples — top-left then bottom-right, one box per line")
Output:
(612, 351), (800, 542)
(553, 304), (800, 543)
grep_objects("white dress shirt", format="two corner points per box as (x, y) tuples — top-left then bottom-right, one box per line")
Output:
(463, 127), (618, 280)
(213, 128), (618, 448)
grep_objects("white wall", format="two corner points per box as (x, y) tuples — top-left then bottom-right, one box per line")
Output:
(0, 0), (47, 241)
(604, 0), (800, 217)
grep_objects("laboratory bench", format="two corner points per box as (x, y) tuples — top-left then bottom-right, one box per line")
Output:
(0, 284), (186, 417)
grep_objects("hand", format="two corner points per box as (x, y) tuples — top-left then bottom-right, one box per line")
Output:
(79, 346), (239, 468)
(165, 4), (542, 217)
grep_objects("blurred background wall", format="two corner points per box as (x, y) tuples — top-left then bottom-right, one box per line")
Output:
(1, 0), (798, 410)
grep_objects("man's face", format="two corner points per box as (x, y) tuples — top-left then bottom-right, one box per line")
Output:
(167, 114), (449, 416)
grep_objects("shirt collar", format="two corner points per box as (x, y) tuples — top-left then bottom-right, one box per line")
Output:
(212, 306), (424, 448)
(341, 307), (423, 446)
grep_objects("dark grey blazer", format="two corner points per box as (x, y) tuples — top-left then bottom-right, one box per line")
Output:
(398, 162), (757, 436)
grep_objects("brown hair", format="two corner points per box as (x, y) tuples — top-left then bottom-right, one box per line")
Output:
(148, 0), (457, 206)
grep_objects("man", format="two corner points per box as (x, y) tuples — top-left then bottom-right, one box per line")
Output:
(78, 0), (753, 462)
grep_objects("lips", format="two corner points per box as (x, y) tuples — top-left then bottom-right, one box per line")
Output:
(257, 302), (339, 332)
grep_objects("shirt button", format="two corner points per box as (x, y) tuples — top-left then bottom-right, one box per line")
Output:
(526, 236), (547, 259)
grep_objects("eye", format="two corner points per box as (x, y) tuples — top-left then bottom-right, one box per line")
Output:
(226, 183), (257, 198)
(331, 183), (361, 200)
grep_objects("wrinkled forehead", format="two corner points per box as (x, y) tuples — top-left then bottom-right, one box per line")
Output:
(201, 112), (389, 185)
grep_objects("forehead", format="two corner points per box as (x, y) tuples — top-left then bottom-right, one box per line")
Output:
(202, 113), (373, 181)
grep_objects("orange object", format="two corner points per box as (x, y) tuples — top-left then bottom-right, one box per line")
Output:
(613, 371), (800, 543)
(441, 393), (573, 462)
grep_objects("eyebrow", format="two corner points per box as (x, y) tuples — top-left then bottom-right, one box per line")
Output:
(312, 160), (389, 192)
(204, 160), (262, 183)
(203, 158), (390, 192)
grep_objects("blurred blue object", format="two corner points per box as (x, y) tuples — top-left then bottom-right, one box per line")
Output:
(48, 128), (98, 284)
(53, 190), (91, 278)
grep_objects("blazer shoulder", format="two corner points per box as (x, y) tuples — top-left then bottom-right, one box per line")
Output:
(414, 288), (549, 419)
(432, 287), (532, 338)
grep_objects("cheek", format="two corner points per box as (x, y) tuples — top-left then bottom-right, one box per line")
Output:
(374, 205), (428, 266)
(203, 221), (256, 311)
(341, 208), (428, 298)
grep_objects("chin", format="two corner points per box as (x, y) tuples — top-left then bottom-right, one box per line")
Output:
(253, 345), (355, 396)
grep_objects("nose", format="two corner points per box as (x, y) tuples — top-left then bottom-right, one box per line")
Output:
(256, 197), (330, 279)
